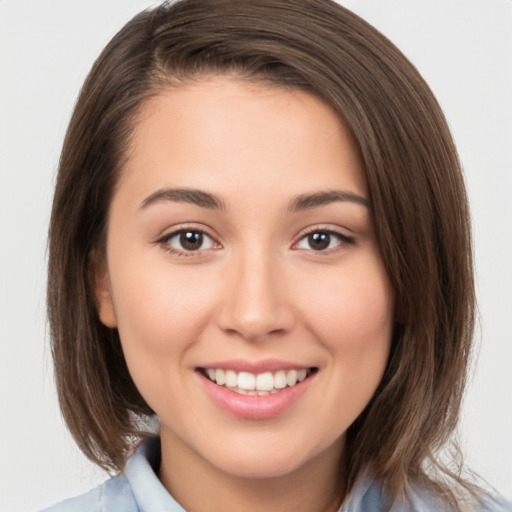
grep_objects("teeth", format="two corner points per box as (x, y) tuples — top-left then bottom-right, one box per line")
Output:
(274, 370), (287, 389)
(297, 369), (307, 382)
(286, 369), (298, 387)
(204, 367), (313, 393)
(238, 371), (255, 390)
(225, 370), (237, 388)
(255, 372), (274, 391)
(215, 369), (226, 386)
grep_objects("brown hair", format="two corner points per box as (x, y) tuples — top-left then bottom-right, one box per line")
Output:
(47, 0), (476, 508)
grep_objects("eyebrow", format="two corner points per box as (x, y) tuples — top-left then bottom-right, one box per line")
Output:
(140, 188), (226, 210)
(288, 190), (369, 211)
(139, 187), (369, 212)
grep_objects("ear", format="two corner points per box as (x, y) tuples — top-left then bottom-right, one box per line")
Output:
(92, 255), (118, 328)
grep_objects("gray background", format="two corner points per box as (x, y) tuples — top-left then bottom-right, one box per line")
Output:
(1, 1), (511, 510)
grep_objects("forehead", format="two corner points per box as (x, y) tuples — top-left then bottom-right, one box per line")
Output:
(118, 77), (367, 205)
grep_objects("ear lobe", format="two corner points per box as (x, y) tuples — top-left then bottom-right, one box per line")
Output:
(93, 258), (118, 328)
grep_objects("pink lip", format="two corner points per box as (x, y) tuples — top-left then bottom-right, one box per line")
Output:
(198, 358), (312, 373)
(196, 368), (316, 420)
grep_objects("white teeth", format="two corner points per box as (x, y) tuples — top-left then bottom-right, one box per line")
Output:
(238, 371), (256, 390)
(205, 367), (313, 393)
(286, 369), (298, 387)
(225, 370), (237, 388)
(274, 370), (287, 389)
(255, 372), (274, 391)
(215, 369), (226, 386)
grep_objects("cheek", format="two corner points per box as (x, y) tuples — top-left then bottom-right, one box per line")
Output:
(107, 254), (221, 394)
(304, 262), (394, 423)
(110, 253), (219, 342)
(301, 265), (393, 347)
(108, 262), (226, 418)
(296, 254), (394, 399)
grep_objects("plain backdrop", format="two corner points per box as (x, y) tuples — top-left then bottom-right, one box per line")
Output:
(1, 1), (511, 511)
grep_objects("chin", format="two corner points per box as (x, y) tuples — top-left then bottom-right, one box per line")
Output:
(215, 451), (310, 479)
(201, 433), (340, 480)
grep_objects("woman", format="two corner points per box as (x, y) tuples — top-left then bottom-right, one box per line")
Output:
(41, 0), (510, 510)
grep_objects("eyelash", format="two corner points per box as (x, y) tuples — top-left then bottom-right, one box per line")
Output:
(293, 227), (355, 253)
(156, 226), (355, 257)
(156, 226), (220, 258)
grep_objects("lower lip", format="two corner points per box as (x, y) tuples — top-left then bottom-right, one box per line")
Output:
(197, 371), (315, 420)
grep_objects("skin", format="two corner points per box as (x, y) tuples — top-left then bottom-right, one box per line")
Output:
(95, 77), (395, 512)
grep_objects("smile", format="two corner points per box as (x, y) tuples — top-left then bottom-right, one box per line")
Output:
(200, 368), (317, 396)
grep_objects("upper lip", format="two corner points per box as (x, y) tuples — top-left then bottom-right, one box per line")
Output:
(197, 358), (316, 374)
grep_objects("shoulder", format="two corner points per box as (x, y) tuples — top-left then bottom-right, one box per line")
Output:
(39, 486), (102, 512)
(341, 476), (512, 512)
(39, 438), (185, 512)
(479, 492), (512, 512)
(406, 486), (512, 512)
(38, 474), (138, 512)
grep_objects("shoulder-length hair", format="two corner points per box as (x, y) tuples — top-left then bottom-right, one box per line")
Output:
(48, 0), (475, 508)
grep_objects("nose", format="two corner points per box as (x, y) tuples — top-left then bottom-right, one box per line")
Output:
(216, 248), (296, 342)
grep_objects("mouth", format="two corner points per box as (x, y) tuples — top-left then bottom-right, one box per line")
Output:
(198, 367), (318, 396)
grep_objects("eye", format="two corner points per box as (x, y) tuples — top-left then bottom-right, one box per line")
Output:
(158, 229), (218, 254)
(295, 230), (354, 251)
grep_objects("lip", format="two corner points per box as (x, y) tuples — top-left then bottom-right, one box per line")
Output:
(196, 363), (317, 420)
(198, 358), (312, 373)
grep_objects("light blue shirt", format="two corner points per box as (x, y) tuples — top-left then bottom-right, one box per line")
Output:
(40, 438), (511, 512)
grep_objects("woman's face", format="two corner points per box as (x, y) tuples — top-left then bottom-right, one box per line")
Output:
(96, 77), (394, 479)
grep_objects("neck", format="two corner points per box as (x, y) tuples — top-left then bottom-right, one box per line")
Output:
(158, 429), (344, 512)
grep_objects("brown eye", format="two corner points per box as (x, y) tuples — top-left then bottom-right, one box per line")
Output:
(161, 229), (217, 254)
(295, 230), (355, 252)
(180, 231), (204, 251)
(307, 232), (331, 251)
